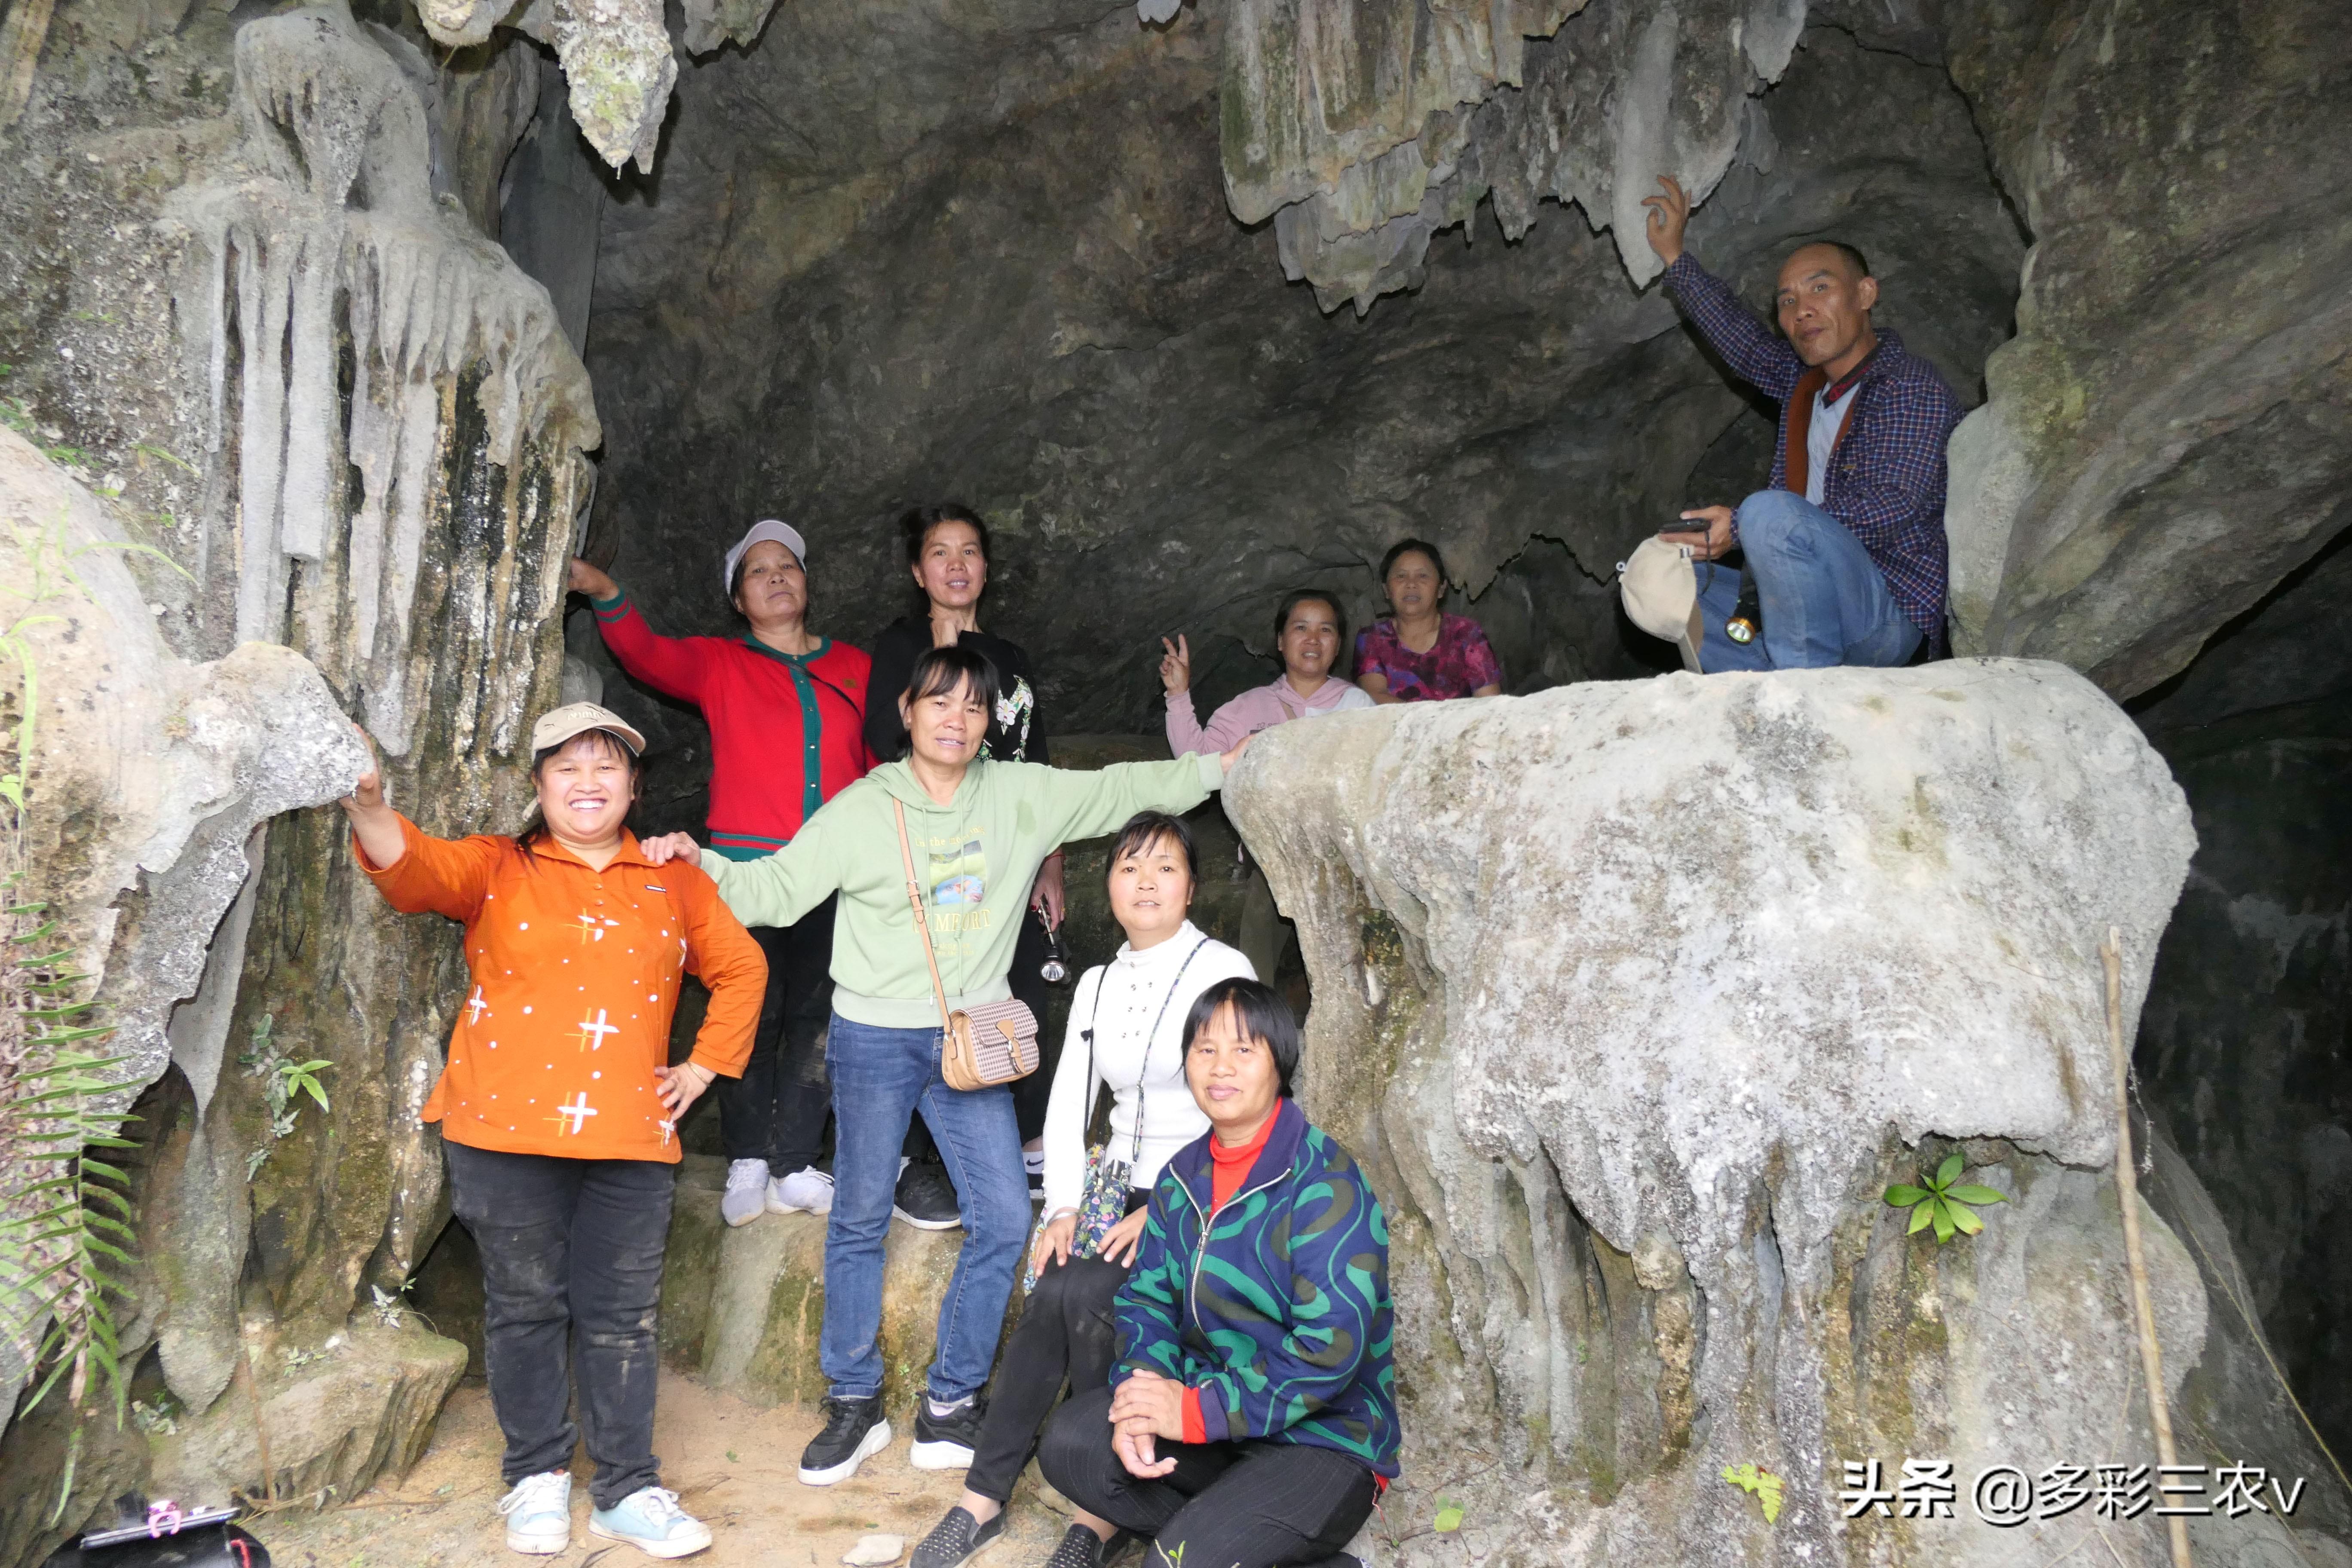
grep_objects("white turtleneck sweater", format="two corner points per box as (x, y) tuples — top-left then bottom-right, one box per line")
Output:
(1041, 921), (1256, 1219)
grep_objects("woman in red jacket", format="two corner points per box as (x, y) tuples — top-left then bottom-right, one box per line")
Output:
(569, 520), (872, 1228)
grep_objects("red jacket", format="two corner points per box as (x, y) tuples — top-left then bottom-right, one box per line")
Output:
(591, 591), (873, 858)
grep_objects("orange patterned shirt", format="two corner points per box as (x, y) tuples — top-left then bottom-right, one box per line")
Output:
(355, 815), (765, 1162)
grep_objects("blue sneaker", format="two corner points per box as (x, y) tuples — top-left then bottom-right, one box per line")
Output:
(495, 1470), (571, 1555)
(588, 1485), (712, 1559)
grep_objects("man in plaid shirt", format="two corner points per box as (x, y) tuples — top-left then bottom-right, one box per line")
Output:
(1640, 175), (1963, 669)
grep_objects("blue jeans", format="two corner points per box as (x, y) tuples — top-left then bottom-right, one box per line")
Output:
(1695, 491), (1924, 671)
(822, 1014), (1029, 1403)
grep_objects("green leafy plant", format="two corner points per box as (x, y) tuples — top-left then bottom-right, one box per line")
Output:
(1721, 1463), (1783, 1523)
(1885, 1152), (2008, 1243)
(274, 1057), (333, 1120)
(1433, 1498), (1466, 1532)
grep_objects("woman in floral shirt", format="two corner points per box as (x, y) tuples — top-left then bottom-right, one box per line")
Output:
(1354, 538), (1504, 703)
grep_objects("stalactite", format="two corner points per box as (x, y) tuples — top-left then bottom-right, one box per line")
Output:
(161, 0), (598, 754)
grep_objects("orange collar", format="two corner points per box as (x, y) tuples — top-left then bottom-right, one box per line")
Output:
(524, 830), (657, 872)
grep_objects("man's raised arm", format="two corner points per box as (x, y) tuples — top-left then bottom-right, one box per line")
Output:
(1642, 175), (1804, 402)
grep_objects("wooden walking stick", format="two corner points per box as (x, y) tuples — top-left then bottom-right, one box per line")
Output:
(2104, 925), (2192, 1568)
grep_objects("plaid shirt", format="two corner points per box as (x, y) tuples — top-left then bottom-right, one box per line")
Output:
(1665, 254), (1963, 646)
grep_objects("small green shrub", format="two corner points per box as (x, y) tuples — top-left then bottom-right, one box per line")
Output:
(1886, 1152), (2008, 1243)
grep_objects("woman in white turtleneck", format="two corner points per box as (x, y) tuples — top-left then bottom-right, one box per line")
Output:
(911, 812), (1253, 1568)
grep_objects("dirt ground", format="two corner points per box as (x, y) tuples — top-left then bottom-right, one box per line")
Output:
(248, 1374), (1078, 1568)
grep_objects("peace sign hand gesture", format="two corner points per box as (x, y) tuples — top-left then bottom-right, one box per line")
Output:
(1159, 634), (1191, 695)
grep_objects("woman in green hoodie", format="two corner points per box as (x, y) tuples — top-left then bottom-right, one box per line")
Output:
(646, 644), (1248, 1492)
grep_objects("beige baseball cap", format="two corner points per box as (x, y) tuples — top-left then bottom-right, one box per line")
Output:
(530, 702), (647, 756)
(1618, 536), (1705, 672)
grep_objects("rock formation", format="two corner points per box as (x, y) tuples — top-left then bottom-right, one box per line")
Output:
(0, 0), (597, 1549)
(0, 427), (366, 1557)
(1941, 0), (2352, 698)
(1226, 661), (2344, 1564)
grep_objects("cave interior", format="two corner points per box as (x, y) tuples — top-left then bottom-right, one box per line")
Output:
(0, 0), (2345, 1553)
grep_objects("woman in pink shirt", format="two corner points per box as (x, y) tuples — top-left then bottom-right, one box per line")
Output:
(1159, 591), (1370, 981)
(1159, 590), (1374, 755)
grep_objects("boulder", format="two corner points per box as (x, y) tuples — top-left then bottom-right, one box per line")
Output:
(145, 1320), (469, 1510)
(1223, 661), (2346, 1564)
(657, 1156), (1014, 1409)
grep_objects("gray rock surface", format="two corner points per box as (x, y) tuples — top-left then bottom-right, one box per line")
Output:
(1224, 0), (1806, 311)
(1942, 0), (2352, 698)
(0, 426), (365, 1548)
(1223, 662), (2337, 1563)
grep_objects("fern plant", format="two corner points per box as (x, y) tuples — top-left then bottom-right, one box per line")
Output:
(0, 493), (178, 1520)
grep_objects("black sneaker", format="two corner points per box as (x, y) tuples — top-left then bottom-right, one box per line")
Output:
(908, 1393), (986, 1470)
(798, 1395), (890, 1486)
(894, 1160), (962, 1230)
(911, 1504), (1006, 1568)
(1044, 1524), (1122, 1568)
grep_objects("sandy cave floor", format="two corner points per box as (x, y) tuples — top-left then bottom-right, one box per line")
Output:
(248, 1374), (1081, 1568)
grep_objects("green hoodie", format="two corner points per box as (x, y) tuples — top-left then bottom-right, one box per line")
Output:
(700, 752), (1225, 1030)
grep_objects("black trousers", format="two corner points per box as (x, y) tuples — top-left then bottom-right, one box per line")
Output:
(1039, 1385), (1378, 1568)
(444, 1140), (675, 1509)
(716, 894), (835, 1168)
(965, 1194), (1145, 1501)
(1008, 905), (1060, 1144)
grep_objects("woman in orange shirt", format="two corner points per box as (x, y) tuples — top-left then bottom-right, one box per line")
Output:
(343, 702), (765, 1561)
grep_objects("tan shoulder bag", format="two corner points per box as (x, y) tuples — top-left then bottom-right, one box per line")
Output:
(893, 798), (1041, 1091)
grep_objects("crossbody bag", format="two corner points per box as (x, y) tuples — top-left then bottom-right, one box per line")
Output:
(893, 797), (1040, 1090)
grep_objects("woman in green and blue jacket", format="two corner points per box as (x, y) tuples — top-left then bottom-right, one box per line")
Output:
(1036, 978), (1398, 1568)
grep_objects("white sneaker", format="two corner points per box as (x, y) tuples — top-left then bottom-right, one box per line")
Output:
(770, 1167), (834, 1215)
(496, 1470), (571, 1555)
(721, 1159), (770, 1228)
(589, 1484), (713, 1559)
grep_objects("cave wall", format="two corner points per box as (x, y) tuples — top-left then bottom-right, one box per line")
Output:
(2132, 532), (2352, 1465)
(574, 0), (2021, 810)
(1944, 0), (2352, 696)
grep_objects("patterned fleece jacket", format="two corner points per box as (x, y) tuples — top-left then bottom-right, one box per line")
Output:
(1112, 1097), (1401, 1477)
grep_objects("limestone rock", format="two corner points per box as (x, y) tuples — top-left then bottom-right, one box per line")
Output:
(657, 1158), (1017, 1408)
(161, 1), (597, 753)
(1222, 0), (1807, 311)
(1222, 662), (2337, 1562)
(1942, 0), (2352, 697)
(0, 424), (365, 1402)
(146, 1321), (469, 1508)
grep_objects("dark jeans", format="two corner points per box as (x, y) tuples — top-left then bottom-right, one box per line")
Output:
(717, 895), (836, 1168)
(965, 1192), (1147, 1503)
(444, 1140), (675, 1509)
(1040, 1385), (1378, 1568)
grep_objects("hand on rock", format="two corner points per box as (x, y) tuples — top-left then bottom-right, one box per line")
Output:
(1642, 175), (1690, 266)
(567, 557), (618, 601)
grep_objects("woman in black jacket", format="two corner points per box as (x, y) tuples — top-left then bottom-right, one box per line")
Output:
(867, 503), (1066, 1227)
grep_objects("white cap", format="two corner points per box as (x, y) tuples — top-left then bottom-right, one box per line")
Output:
(722, 519), (806, 597)
(1618, 536), (1704, 672)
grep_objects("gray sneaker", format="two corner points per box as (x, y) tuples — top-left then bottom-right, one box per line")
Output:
(721, 1159), (770, 1228)
(769, 1166), (834, 1215)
